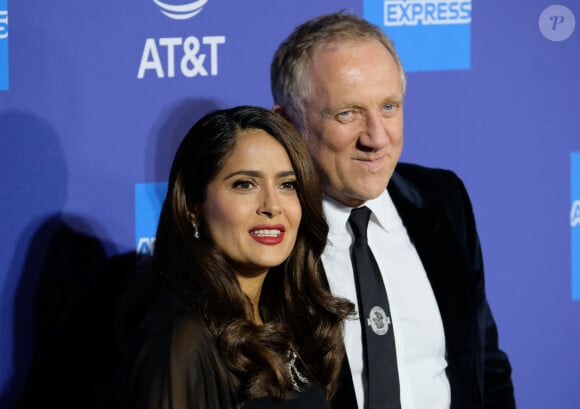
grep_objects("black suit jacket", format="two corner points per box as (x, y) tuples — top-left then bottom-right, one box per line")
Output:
(331, 163), (515, 409)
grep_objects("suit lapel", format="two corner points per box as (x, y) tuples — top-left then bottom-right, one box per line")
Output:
(388, 171), (478, 408)
(388, 171), (477, 317)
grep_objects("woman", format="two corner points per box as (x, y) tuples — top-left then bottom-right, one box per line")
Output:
(126, 106), (354, 408)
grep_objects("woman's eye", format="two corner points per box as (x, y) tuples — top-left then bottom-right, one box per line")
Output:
(280, 180), (298, 191)
(232, 180), (254, 190)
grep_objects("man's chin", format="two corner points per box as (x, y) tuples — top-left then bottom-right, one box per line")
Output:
(325, 187), (384, 207)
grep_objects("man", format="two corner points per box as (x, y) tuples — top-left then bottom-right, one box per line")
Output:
(271, 12), (515, 409)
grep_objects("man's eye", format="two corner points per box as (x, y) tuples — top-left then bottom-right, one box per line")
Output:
(335, 110), (356, 124)
(382, 103), (400, 114)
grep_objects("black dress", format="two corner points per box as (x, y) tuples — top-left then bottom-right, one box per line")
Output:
(242, 386), (326, 409)
(125, 313), (328, 409)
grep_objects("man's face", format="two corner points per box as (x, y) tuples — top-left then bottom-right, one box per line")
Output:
(301, 39), (404, 207)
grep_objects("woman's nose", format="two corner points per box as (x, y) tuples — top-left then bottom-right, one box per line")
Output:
(258, 188), (282, 217)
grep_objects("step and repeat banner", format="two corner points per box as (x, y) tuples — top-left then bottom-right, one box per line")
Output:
(1, 1), (579, 408)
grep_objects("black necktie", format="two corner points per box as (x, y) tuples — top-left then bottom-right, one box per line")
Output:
(348, 206), (401, 409)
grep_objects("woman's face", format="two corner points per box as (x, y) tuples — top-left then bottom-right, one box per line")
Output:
(203, 129), (302, 277)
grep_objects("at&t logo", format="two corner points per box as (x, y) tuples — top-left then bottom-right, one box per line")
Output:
(138, 36), (225, 79)
(138, 0), (226, 79)
(152, 0), (209, 20)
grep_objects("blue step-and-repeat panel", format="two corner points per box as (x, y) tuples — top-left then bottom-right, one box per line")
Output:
(1, 1), (579, 407)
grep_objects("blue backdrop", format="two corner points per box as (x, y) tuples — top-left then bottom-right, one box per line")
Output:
(1, 1), (579, 408)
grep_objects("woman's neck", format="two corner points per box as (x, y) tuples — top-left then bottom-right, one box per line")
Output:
(237, 272), (267, 325)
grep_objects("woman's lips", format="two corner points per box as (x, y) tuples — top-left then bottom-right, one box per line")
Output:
(249, 225), (286, 245)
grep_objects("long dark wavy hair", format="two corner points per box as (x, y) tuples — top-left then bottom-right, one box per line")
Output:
(153, 106), (353, 400)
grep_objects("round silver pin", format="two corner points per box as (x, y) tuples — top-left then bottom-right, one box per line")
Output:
(367, 306), (390, 335)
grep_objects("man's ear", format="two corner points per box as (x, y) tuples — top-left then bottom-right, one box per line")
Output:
(272, 105), (290, 121)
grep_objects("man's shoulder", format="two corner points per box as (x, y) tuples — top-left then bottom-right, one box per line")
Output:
(393, 162), (463, 196)
(395, 162), (458, 181)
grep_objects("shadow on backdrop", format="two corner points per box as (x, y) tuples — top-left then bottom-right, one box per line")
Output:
(0, 111), (67, 408)
(12, 215), (121, 409)
(0, 111), (125, 409)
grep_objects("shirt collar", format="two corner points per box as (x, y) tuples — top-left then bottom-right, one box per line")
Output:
(322, 190), (397, 238)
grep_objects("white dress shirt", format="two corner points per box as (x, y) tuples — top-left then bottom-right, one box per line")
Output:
(322, 191), (451, 409)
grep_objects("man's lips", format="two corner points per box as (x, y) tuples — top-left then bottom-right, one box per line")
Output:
(353, 155), (386, 172)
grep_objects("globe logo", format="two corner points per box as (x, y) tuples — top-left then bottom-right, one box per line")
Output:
(152, 0), (209, 20)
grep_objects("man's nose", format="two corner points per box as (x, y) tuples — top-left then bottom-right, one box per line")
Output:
(359, 112), (389, 151)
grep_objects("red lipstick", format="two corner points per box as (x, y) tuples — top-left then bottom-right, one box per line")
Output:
(249, 224), (286, 245)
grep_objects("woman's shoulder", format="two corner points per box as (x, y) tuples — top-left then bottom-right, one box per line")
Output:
(128, 310), (240, 409)
(138, 309), (223, 371)
(169, 314), (214, 353)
